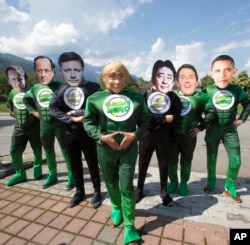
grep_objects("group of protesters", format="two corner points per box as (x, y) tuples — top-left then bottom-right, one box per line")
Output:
(4, 52), (250, 245)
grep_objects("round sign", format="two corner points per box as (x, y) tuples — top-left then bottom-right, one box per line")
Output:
(103, 94), (134, 122)
(63, 87), (84, 110)
(212, 90), (234, 110)
(147, 91), (171, 114)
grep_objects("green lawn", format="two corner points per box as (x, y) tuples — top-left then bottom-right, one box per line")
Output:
(0, 103), (7, 112)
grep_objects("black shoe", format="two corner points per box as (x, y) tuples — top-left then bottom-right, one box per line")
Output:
(91, 191), (102, 209)
(162, 193), (173, 207)
(68, 189), (85, 208)
(135, 188), (143, 203)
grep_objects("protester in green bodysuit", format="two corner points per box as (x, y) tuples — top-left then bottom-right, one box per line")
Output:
(203, 55), (250, 203)
(23, 56), (74, 189)
(84, 61), (150, 245)
(5, 65), (42, 186)
(168, 64), (216, 196)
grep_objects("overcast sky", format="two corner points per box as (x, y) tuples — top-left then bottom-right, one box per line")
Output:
(1, 0), (250, 80)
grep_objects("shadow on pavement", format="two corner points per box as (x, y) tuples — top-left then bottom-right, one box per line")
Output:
(0, 118), (15, 128)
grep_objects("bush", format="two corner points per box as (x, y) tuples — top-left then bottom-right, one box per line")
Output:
(0, 95), (7, 103)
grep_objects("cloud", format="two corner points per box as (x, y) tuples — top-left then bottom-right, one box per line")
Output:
(116, 39), (208, 81)
(0, 0), (30, 23)
(25, 0), (137, 34)
(30, 21), (78, 46)
(0, 0), (249, 80)
(0, 20), (79, 56)
(0, 0), (138, 58)
(138, 0), (153, 3)
(122, 40), (207, 81)
(212, 41), (238, 53)
(150, 38), (165, 55)
(245, 59), (250, 70)
(174, 42), (206, 69)
(212, 39), (250, 54)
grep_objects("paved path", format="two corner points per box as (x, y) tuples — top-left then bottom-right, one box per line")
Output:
(1, 113), (250, 244)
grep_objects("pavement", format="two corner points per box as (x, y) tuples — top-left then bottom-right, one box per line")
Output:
(0, 113), (250, 245)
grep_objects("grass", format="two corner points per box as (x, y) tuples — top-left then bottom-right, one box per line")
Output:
(238, 104), (243, 115)
(0, 103), (7, 112)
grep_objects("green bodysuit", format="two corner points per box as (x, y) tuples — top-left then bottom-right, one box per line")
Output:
(84, 89), (150, 245)
(6, 88), (42, 186)
(168, 90), (216, 195)
(24, 81), (73, 188)
(203, 84), (250, 197)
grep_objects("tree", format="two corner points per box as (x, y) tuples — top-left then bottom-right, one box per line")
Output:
(200, 74), (214, 88)
(232, 70), (250, 93)
(125, 76), (140, 92)
(26, 72), (38, 86)
(200, 71), (250, 93)
(137, 77), (147, 88)
(0, 73), (11, 102)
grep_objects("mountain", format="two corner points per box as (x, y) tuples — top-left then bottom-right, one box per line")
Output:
(0, 53), (34, 74)
(0, 52), (103, 82)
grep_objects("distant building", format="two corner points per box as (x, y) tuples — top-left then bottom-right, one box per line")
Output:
(139, 81), (153, 94)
